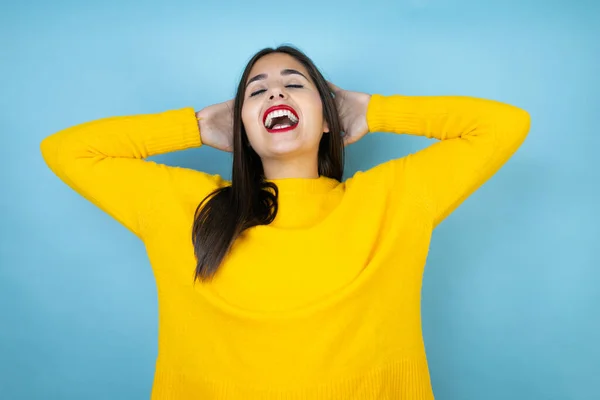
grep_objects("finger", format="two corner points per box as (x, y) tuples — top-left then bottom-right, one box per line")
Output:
(225, 99), (235, 113)
(327, 81), (341, 93)
(342, 133), (352, 147)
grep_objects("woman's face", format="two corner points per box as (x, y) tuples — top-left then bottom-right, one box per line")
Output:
(241, 53), (329, 159)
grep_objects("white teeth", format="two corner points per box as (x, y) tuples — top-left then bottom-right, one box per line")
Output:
(264, 109), (299, 128)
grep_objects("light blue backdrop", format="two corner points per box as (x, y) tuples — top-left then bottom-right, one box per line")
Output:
(2, 0), (598, 399)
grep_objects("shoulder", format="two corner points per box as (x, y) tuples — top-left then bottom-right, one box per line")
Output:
(164, 164), (229, 196)
(345, 156), (408, 191)
(344, 155), (428, 209)
(139, 162), (229, 207)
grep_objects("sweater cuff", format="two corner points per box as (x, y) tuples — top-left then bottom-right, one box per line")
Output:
(144, 107), (202, 156)
(366, 94), (423, 134)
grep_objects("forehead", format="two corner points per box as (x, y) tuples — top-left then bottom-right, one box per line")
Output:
(247, 53), (308, 80)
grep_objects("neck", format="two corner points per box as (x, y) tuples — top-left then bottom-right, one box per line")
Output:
(262, 154), (319, 180)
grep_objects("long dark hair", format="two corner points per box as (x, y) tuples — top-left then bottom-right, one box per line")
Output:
(192, 45), (344, 282)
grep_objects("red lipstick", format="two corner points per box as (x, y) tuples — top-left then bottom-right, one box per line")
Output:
(262, 104), (299, 134)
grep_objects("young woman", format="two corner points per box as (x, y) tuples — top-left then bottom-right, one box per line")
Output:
(41, 45), (530, 399)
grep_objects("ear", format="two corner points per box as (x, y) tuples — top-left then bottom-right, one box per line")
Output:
(322, 118), (330, 134)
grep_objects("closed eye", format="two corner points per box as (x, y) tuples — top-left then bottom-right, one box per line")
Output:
(249, 84), (304, 97)
(250, 89), (266, 97)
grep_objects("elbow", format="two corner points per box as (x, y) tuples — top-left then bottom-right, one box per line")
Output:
(40, 134), (60, 169)
(504, 104), (531, 146)
(40, 132), (74, 174)
(516, 107), (531, 142)
(518, 107), (531, 133)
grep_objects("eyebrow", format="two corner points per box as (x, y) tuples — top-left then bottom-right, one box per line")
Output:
(246, 69), (308, 88)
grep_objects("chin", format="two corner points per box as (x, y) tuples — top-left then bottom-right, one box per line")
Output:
(264, 141), (306, 157)
(249, 128), (323, 159)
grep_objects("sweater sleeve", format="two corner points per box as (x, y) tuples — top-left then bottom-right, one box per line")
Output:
(366, 94), (531, 227)
(40, 107), (225, 238)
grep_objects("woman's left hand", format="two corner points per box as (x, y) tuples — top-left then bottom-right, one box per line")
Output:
(328, 82), (371, 146)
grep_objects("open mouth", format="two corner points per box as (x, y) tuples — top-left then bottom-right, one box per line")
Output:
(262, 105), (299, 134)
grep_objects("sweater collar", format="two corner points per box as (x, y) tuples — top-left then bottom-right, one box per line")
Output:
(263, 176), (342, 229)
(267, 176), (340, 195)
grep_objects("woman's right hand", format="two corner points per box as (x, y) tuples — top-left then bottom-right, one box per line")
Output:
(196, 99), (235, 152)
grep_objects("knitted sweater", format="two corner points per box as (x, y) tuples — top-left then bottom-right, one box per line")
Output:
(41, 94), (530, 399)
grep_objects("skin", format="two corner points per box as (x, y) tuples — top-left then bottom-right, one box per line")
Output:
(242, 53), (330, 179)
(196, 53), (371, 180)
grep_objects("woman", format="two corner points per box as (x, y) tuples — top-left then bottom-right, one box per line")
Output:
(41, 45), (530, 399)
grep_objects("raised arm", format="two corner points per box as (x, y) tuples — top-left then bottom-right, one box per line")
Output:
(366, 94), (531, 227)
(40, 107), (226, 239)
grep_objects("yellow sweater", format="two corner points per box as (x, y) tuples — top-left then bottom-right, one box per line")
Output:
(40, 94), (530, 399)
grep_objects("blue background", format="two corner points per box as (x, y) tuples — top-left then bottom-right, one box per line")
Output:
(2, 0), (598, 399)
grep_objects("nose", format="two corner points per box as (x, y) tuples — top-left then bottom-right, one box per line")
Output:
(268, 87), (286, 100)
